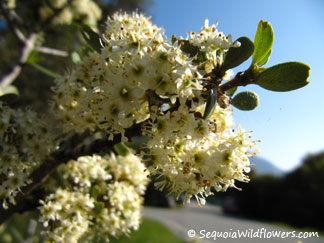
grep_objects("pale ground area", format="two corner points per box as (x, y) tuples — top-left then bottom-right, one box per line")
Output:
(143, 203), (323, 243)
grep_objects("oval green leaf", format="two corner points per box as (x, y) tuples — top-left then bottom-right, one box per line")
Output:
(80, 25), (102, 53)
(231, 91), (259, 111)
(257, 49), (272, 67)
(93, 202), (105, 215)
(256, 62), (310, 91)
(173, 38), (207, 64)
(222, 36), (254, 70)
(226, 86), (238, 97)
(71, 51), (81, 64)
(114, 142), (130, 156)
(0, 85), (19, 96)
(253, 20), (274, 65)
(0, 85), (19, 103)
(177, 39), (199, 57)
(203, 89), (217, 119)
(27, 50), (41, 64)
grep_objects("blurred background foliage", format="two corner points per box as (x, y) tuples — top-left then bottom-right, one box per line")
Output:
(0, 0), (152, 112)
(218, 151), (324, 231)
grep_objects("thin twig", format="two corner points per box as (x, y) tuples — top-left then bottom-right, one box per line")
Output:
(0, 0), (75, 88)
(35, 46), (68, 57)
(0, 33), (38, 88)
(0, 0), (26, 42)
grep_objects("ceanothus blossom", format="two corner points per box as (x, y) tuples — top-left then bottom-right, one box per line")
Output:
(39, 0), (101, 26)
(0, 103), (55, 209)
(51, 11), (257, 207)
(39, 152), (149, 242)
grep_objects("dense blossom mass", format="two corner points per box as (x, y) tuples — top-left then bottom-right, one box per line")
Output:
(0, 103), (55, 209)
(39, 0), (101, 26)
(146, 104), (256, 205)
(52, 12), (203, 137)
(52, 11), (257, 206)
(39, 152), (149, 242)
(0, 10), (259, 242)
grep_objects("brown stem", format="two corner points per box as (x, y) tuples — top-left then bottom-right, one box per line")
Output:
(219, 71), (255, 93)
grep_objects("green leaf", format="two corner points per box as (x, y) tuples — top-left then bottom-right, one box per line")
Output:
(0, 85), (19, 102)
(90, 185), (101, 199)
(125, 136), (151, 150)
(226, 86), (238, 97)
(231, 91), (259, 111)
(222, 37), (254, 70)
(256, 62), (310, 91)
(194, 50), (207, 64)
(114, 143), (130, 156)
(174, 38), (207, 64)
(203, 89), (217, 119)
(29, 63), (60, 79)
(80, 25), (102, 53)
(257, 49), (272, 67)
(27, 50), (41, 64)
(93, 202), (105, 215)
(252, 20), (274, 65)
(0, 85), (19, 96)
(172, 37), (199, 57)
(71, 51), (81, 64)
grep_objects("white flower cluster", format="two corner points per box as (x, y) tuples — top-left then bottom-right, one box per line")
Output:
(0, 103), (55, 209)
(51, 12), (202, 138)
(52, 12), (257, 205)
(39, 0), (101, 26)
(146, 103), (257, 205)
(39, 189), (95, 243)
(189, 19), (240, 74)
(190, 19), (240, 51)
(39, 152), (149, 242)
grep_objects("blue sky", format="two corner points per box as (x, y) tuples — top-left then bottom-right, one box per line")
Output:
(147, 0), (324, 171)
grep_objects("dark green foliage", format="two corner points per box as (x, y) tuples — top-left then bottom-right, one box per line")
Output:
(256, 62), (310, 92)
(231, 91), (259, 111)
(225, 86), (237, 97)
(113, 142), (130, 156)
(232, 151), (324, 230)
(203, 89), (217, 119)
(172, 38), (207, 64)
(279, 152), (324, 229)
(222, 36), (254, 71)
(80, 24), (102, 53)
(0, 0), (153, 112)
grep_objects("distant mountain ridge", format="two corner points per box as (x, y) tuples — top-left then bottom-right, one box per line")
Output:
(250, 156), (285, 176)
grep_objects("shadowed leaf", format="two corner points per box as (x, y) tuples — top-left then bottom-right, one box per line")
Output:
(203, 89), (217, 119)
(80, 25), (102, 53)
(231, 91), (259, 111)
(256, 62), (310, 91)
(222, 37), (254, 70)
